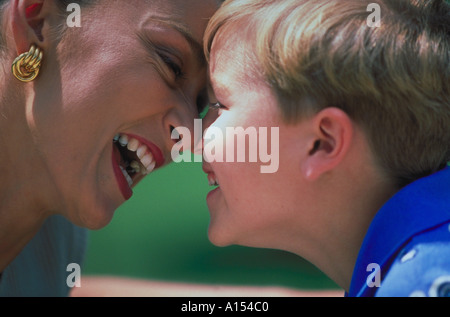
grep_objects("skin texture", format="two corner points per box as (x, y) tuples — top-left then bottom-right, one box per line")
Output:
(0, 0), (219, 272)
(202, 29), (396, 291)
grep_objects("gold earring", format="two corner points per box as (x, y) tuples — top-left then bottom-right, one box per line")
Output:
(11, 44), (43, 83)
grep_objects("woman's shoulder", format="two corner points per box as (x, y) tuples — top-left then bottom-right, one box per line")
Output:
(0, 215), (88, 297)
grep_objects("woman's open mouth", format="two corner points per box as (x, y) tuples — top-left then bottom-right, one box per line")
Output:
(111, 133), (164, 200)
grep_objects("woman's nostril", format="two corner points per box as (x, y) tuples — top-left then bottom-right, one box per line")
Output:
(170, 125), (182, 142)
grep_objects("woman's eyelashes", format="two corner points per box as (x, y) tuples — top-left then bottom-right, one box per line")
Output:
(158, 52), (185, 80)
(138, 34), (186, 83)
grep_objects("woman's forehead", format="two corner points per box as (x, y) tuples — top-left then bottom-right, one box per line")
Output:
(102, 0), (219, 41)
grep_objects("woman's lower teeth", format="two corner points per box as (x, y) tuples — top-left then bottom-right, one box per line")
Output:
(119, 165), (133, 187)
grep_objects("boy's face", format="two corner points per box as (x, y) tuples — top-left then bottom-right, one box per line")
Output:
(202, 38), (314, 248)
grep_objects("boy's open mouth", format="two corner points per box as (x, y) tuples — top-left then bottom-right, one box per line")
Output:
(112, 133), (164, 200)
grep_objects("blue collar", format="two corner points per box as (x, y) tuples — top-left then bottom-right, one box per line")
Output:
(348, 166), (450, 297)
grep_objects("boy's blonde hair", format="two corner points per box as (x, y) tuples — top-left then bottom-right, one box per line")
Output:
(205, 0), (450, 188)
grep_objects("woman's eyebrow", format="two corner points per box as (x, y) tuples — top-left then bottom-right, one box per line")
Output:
(140, 17), (206, 68)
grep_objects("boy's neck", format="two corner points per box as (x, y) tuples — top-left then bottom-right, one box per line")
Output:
(310, 167), (397, 292)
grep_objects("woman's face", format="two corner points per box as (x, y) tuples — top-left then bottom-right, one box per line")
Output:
(30, 0), (219, 228)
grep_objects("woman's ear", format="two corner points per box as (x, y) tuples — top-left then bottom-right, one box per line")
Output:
(302, 107), (354, 181)
(10, 0), (54, 55)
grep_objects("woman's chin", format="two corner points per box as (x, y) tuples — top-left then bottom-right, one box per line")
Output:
(78, 209), (115, 230)
(64, 194), (121, 230)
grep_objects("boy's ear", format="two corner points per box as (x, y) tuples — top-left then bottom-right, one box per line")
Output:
(11, 0), (54, 55)
(302, 107), (353, 181)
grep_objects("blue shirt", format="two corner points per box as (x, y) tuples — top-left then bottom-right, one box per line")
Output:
(0, 215), (88, 297)
(348, 165), (450, 297)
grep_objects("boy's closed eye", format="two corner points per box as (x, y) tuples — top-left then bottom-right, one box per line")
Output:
(197, 101), (226, 119)
(209, 101), (227, 111)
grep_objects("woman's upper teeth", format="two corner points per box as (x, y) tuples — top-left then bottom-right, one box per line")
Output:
(115, 134), (156, 175)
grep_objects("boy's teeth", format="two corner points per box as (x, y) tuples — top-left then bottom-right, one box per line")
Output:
(208, 174), (219, 186)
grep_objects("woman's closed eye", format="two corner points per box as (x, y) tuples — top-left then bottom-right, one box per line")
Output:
(158, 52), (185, 80)
(138, 33), (186, 84)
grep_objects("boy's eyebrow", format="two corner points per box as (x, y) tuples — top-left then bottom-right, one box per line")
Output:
(142, 17), (206, 68)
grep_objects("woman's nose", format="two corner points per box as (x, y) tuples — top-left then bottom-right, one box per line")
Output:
(202, 108), (219, 133)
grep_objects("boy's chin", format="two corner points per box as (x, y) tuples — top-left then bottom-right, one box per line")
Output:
(207, 226), (235, 248)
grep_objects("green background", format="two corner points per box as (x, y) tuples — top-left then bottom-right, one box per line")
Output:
(82, 158), (340, 291)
